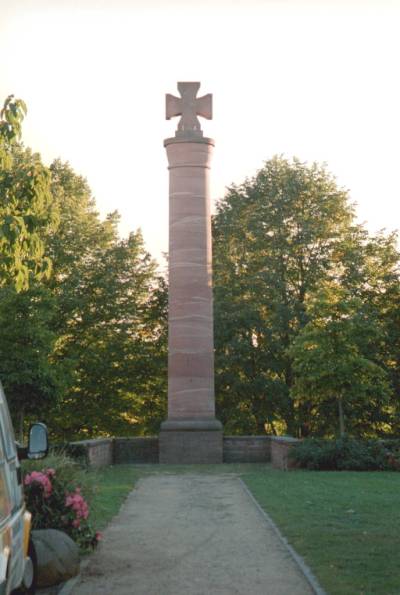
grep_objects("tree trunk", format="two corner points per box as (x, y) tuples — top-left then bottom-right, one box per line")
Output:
(338, 397), (345, 437)
(284, 359), (300, 437)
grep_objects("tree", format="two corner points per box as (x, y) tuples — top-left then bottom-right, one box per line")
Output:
(213, 156), (357, 435)
(0, 96), (58, 290)
(45, 161), (167, 439)
(213, 156), (400, 437)
(0, 284), (61, 441)
(290, 285), (391, 437)
(0, 155), (167, 439)
(50, 230), (167, 438)
(331, 227), (400, 435)
(0, 96), (60, 433)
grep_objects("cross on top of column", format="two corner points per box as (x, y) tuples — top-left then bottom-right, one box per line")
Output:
(166, 82), (212, 138)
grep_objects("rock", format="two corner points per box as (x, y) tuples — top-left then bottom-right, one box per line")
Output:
(31, 529), (80, 587)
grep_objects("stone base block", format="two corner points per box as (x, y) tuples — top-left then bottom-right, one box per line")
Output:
(159, 419), (223, 464)
(270, 436), (301, 470)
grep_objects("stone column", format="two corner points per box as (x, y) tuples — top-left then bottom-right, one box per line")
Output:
(159, 83), (223, 464)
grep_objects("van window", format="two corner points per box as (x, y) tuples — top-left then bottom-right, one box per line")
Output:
(0, 418), (4, 462)
(0, 385), (17, 461)
(0, 466), (11, 521)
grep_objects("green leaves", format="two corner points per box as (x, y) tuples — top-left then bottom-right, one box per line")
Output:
(44, 161), (167, 439)
(0, 97), (59, 291)
(0, 95), (27, 145)
(0, 283), (61, 439)
(213, 157), (355, 434)
(1, 157), (168, 439)
(213, 156), (399, 438)
(290, 285), (391, 436)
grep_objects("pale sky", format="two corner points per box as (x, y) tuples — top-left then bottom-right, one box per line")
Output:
(1, 0), (399, 265)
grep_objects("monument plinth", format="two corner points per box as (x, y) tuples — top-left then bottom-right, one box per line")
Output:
(159, 82), (223, 464)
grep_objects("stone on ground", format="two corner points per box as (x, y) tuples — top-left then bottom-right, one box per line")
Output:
(32, 528), (80, 587)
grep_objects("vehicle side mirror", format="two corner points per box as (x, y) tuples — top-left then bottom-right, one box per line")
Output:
(28, 423), (48, 460)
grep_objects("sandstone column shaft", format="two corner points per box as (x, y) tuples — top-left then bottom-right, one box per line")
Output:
(165, 137), (215, 421)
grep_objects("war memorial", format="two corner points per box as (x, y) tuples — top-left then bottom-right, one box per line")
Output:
(159, 82), (223, 464)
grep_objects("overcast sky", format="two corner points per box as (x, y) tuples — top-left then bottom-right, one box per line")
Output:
(1, 0), (399, 264)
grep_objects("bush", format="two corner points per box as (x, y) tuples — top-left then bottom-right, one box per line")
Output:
(290, 437), (400, 471)
(22, 451), (101, 550)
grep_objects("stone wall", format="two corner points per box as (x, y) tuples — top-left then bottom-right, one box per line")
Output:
(68, 438), (114, 468)
(223, 436), (271, 463)
(67, 435), (276, 466)
(269, 436), (301, 470)
(114, 437), (159, 464)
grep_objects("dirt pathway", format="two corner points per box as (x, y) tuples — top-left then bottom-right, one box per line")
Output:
(72, 474), (314, 595)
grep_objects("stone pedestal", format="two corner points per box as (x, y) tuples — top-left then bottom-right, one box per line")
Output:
(159, 419), (222, 464)
(270, 436), (301, 470)
(159, 131), (222, 464)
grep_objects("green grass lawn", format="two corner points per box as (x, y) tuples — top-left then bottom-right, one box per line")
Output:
(88, 465), (143, 530)
(243, 469), (400, 595)
(87, 464), (400, 594)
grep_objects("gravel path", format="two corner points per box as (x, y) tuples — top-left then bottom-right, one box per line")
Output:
(72, 474), (314, 595)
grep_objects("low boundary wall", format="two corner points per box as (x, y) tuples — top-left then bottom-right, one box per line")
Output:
(66, 435), (298, 467)
(68, 438), (114, 468)
(223, 436), (270, 463)
(114, 437), (159, 464)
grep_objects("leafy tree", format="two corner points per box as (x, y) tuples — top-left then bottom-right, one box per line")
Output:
(0, 284), (61, 440)
(0, 96), (60, 433)
(0, 155), (167, 439)
(46, 161), (167, 439)
(213, 156), (400, 437)
(0, 96), (58, 290)
(0, 99), (167, 439)
(290, 285), (391, 437)
(383, 282), (400, 430)
(50, 230), (167, 438)
(213, 156), (356, 435)
(331, 227), (400, 434)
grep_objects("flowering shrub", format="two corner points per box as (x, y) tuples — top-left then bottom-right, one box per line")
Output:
(24, 470), (53, 498)
(23, 466), (101, 550)
(66, 488), (89, 528)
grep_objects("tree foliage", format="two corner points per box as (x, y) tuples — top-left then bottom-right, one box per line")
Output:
(1, 127), (167, 439)
(290, 285), (391, 437)
(45, 161), (167, 439)
(0, 284), (61, 441)
(213, 156), (400, 437)
(0, 96), (58, 290)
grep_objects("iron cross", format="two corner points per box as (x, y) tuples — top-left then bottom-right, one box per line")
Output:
(166, 82), (212, 137)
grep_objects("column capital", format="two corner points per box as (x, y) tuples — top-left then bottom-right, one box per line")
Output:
(164, 136), (214, 169)
(164, 136), (215, 148)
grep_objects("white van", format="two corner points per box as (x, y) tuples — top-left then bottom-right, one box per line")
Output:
(0, 382), (48, 595)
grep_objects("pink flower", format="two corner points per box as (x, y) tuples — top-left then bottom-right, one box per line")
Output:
(72, 519), (81, 528)
(45, 468), (56, 478)
(95, 532), (103, 541)
(65, 488), (89, 521)
(24, 471), (52, 498)
(65, 494), (74, 507)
